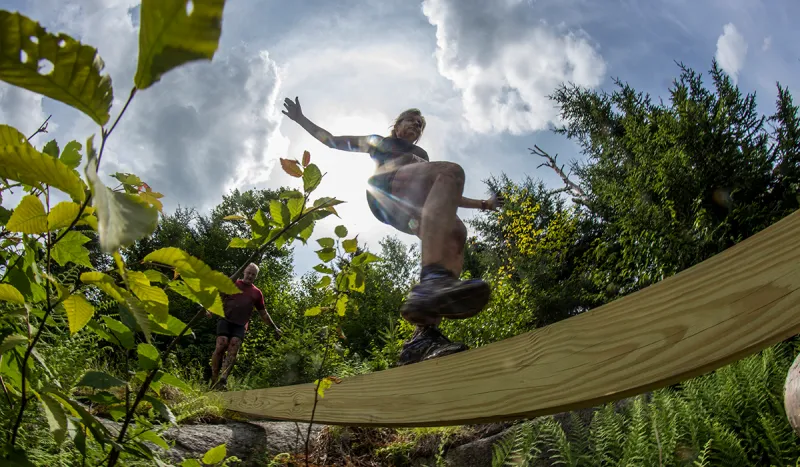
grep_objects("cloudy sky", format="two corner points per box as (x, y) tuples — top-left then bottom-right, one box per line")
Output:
(1, 0), (798, 277)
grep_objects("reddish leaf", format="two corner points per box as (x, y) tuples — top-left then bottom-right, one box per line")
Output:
(302, 150), (311, 167)
(280, 158), (303, 178)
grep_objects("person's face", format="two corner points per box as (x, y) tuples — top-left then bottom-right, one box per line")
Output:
(242, 266), (258, 285)
(395, 114), (424, 142)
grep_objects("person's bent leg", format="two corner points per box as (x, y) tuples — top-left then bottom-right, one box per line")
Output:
(210, 335), (229, 384)
(219, 336), (243, 381)
(388, 162), (490, 323)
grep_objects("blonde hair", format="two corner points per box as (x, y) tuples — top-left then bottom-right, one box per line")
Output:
(390, 108), (426, 143)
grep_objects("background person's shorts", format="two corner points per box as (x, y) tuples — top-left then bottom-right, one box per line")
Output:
(217, 319), (246, 340)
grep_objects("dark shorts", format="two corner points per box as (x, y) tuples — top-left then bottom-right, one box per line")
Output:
(216, 319), (246, 340)
(367, 170), (417, 236)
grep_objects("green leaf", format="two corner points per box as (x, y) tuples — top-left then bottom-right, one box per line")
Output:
(143, 248), (239, 295)
(314, 377), (333, 398)
(352, 251), (382, 266)
(143, 269), (170, 284)
(313, 264), (334, 274)
(227, 237), (249, 249)
(59, 140), (82, 169)
(287, 197), (304, 220)
(269, 199), (290, 228)
(316, 247), (336, 263)
(202, 444), (227, 465)
(42, 140), (59, 158)
(80, 271), (125, 302)
(47, 201), (82, 230)
(0, 11), (113, 126)
(0, 144), (86, 202)
(0, 124), (28, 147)
(62, 294), (94, 334)
(303, 163), (322, 193)
(127, 270), (169, 322)
(154, 371), (191, 392)
(143, 394), (176, 425)
(52, 231), (92, 268)
(39, 393), (68, 445)
(76, 370), (126, 390)
(6, 194), (47, 233)
(137, 343), (160, 370)
(135, 0), (228, 89)
(279, 190), (303, 199)
(150, 314), (194, 338)
(0, 334), (27, 354)
(85, 147), (159, 252)
(316, 237), (335, 249)
(181, 460), (203, 467)
(334, 225), (348, 238)
(304, 306), (323, 317)
(342, 237), (358, 253)
(101, 316), (136, 349)
(169, 279), (224, 316)
(222, 214), (245, 221)
(336, 294), (349, 317)
(0, 283), (25, 304)
(138, 430), (170, 450)
(315, 275), (331, 289)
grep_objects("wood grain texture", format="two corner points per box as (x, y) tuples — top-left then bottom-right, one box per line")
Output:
(220, 209), (800, 427)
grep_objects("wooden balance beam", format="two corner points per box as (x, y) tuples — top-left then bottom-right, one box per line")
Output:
(219, 209), (800, 427)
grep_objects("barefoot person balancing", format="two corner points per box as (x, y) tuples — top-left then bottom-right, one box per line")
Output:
(282, 97), (503, 364)
(210, 263), (282, 388)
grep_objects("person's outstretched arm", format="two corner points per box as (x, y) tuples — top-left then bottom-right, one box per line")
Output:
(460, 192), (504, 211)
(282, 96), (376, 153)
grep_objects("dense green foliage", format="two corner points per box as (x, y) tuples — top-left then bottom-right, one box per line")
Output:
(0, 3), (798, 467)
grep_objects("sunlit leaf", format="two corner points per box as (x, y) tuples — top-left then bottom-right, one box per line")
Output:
(222, 214), (245, 221)
(352, 251), (382, 266)
(6, 194), (47, 233)
(304, 306), (323, 316)
(269, 199), (290, 228)
(135, 0), (228, 89)
(303, 163), (322, 192)
(48, 201), (82, 230)
(0, 143), (86, 202)
(139, 190), (164, 213)
(149, 314), (194, 338)
(143, 269), (170, 284)
(80, 271), (125, 302)
(76, 370), (126, 389)
(143, 247), (239, 295)
(85, 142), (158, 252)
(137, 343), (160, 370)
(336, 293), (349, 316)
(342, 237), (358, 254)
(111, 172), (142, 187)
(0, 283), (25, 304)
(168, 279), (223, 316)
(202, 444), (227, 464)
(127, 270), (169, 322)
(287, 197), (303, 220)
(62, 293), (94, 334)
(314, 377), (333, 398)
(279, 158), (302, 178)
(0, 11), (113, 126)
(0, 124), (28, 147)
(227, 237), (251, 249)
(52, 231), (92, 268)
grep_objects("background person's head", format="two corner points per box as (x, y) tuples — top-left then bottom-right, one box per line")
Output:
(391, 108), (426, 144)
(242, 263), (259, 285)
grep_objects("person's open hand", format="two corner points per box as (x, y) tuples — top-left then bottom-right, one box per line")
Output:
(486, 192), (505, 211)
(282, 97), (303, 122)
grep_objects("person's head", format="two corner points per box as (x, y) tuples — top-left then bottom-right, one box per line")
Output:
(242, 263), (259, 285)
(391, 108), (426, 144)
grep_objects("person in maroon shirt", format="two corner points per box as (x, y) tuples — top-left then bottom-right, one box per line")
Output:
(210, 263), (281, 389)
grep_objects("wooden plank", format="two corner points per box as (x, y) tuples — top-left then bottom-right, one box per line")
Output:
(220, 209), (800, 427)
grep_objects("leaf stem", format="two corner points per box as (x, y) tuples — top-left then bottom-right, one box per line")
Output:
(26, 115), (52, 141)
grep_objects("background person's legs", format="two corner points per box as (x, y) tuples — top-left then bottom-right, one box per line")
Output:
(219, 337), (243, 382)
(210, 335), (229, 384)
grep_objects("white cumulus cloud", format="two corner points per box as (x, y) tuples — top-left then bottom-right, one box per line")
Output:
(422, 0), (607, 135)
(715, 23), (748, 84)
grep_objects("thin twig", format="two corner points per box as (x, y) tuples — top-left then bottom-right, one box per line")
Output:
(529, 145), (587, 200)
(26, 115), (52, 141)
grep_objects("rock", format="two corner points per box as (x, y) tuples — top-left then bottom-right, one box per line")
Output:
(160, 420), (322, 465)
